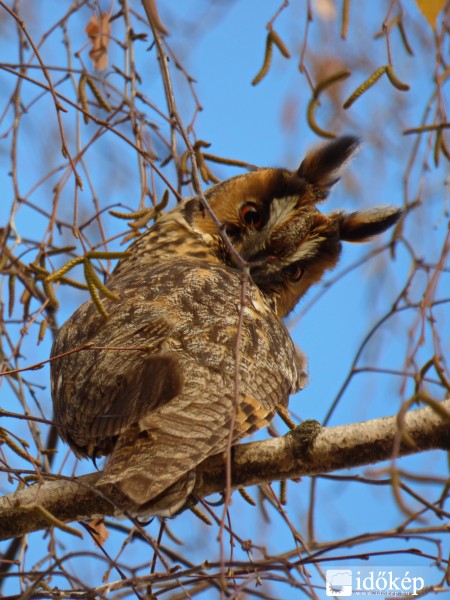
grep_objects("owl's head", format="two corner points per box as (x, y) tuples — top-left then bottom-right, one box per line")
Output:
(191, 136), (402, 317)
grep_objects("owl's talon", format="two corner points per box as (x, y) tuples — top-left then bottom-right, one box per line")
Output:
(286, 420), (322, 460)
(203, 493), (226, 507)
(91, 450), (101, 471)
(135, 516), (154, 526)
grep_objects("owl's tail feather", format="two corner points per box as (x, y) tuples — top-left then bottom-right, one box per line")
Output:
(138, 472), (197, 517)
(96, 429), (198, 517)
(96, 394), (232, 517)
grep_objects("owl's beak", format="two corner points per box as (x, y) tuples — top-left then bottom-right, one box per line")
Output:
(236, 227), (273, 264)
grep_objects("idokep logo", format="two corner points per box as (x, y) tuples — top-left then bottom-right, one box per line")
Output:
(326, 566), (429, 596)
(326, 570), (352, 596)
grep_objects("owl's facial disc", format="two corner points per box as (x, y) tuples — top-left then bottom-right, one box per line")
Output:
(234, 195), (339, 277)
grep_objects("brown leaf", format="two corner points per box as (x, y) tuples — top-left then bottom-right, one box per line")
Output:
(85, 12), (111, 71)
(87, 517), (109, 546)
(415, 0), (448, 29)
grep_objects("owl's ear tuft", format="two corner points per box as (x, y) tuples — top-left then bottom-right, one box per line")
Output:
(297, 136), (360, 196)
(338, 206), (402, 242)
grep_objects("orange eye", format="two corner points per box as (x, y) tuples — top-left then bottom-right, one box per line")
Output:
(240, 202), (264, 229)
(285, 263), (303, 282)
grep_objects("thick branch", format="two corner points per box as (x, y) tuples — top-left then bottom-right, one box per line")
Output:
(1, 400), (449, 541)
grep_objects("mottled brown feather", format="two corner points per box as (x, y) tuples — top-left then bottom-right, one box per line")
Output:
(50, 137), (401, 516)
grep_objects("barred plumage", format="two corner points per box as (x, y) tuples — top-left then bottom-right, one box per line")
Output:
(51, 136), (401, 516)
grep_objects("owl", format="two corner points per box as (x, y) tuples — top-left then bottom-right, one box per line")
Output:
(50, 136), (401, 516)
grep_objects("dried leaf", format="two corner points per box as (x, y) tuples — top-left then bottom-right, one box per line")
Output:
(415, 0), (447, 29)
(87, 518), (109, 547)
(86, 12), (111, 71)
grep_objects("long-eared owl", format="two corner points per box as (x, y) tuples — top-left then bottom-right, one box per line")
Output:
(50, 137), (401, 516)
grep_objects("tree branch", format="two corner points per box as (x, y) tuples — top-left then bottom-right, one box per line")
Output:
(1, 399), (449, 541)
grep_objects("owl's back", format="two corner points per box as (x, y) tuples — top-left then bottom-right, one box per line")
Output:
(51, 259), (303, 512)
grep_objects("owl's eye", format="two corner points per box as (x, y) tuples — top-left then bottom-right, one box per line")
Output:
(240, 202), (264, 229)
(285, 263), (304, 282)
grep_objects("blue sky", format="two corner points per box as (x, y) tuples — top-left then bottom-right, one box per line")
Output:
(1, 1), (449, 597)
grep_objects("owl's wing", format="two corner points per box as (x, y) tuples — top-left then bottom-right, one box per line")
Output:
(84, 353), (182, 442)
(51, 304), (183, 457)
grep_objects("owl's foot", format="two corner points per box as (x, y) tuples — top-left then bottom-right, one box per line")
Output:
(286, 419), (322, 460)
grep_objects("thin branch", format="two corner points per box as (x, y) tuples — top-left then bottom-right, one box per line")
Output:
(1, 399), (449, 541)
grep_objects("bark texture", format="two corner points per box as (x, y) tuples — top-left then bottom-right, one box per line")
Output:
(1, 399), (449, 541)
